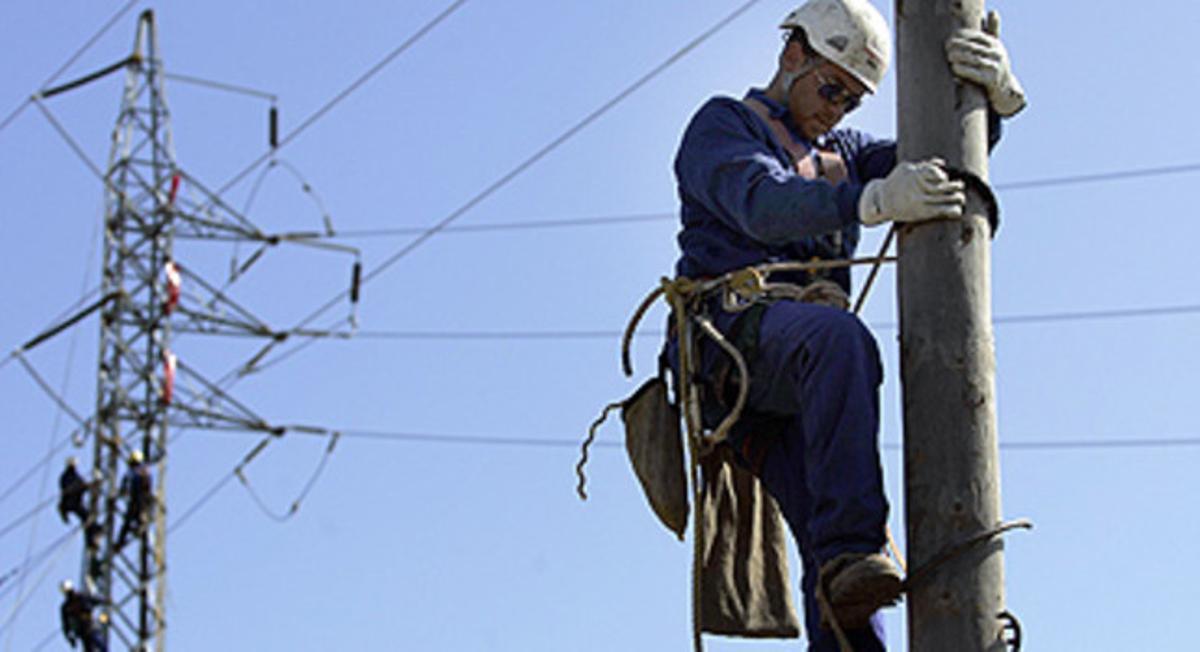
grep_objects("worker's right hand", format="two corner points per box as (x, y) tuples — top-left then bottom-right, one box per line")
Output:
(858, 159), (966, 227)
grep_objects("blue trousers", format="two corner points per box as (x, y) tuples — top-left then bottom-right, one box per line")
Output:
(680, 300), (890, 651)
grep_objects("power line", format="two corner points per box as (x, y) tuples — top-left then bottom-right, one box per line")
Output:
(205, 421), (1200, 453)
(0, 526), (79, 603)
(0, 496), (60, 543)
(0, 0), (140, 137)
(315, 427), (1200, 453)
(167, 471), (237, 535)
(214, 0), (471, 198)
(329, 212), (676, 238)
(205, 0), (769, 387)
(339, 300), (1200, 342)
(0, 437), (74, 509)
(994, 161), (1200, 192)
(146, 422), (1198, 552)
(286, 0), (768, 335)
(991, 303), (1200, 326)
(164, 72), (276, 102)
(304, 161), (1200, 240)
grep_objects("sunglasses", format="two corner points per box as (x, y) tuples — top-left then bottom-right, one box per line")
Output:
(814, 71), (863, 113)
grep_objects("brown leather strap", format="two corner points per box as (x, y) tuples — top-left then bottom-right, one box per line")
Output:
(742, 97), (848, 185)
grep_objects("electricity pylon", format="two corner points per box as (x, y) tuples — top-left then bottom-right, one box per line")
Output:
(63, 10), (357, 650)
(85, 12), (175, 650)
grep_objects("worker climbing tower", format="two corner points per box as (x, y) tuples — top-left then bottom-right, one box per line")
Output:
(86, 11), (174, 650)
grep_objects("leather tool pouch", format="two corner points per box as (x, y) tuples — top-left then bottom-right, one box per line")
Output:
(623, 374), (689, 540)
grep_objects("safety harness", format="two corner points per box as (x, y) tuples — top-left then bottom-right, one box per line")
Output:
(578, 254), (893, 652)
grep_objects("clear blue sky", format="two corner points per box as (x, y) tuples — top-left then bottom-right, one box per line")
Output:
(2, 1), (1198, 650)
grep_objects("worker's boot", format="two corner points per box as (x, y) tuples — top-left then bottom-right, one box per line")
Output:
(817, 551), (903, 630)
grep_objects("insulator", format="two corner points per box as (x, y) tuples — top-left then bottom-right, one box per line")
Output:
(269, 106), (279, 149)
(350, 262), (362, 304)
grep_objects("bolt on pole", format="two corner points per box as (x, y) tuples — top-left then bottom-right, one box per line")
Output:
(894, 1), (1008, 649)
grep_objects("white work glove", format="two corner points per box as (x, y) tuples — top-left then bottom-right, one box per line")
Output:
(859, 159), (966, 227)
(945, 10), (1027, 117)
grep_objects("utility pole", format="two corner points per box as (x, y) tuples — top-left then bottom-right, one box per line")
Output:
(894, 1), (1008, 650)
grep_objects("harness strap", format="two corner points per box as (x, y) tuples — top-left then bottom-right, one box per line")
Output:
(742, 97), (848, 185)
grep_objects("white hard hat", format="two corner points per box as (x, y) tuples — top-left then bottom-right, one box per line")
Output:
(130, 449), (144, 464)
(60, 579), (74, 594)
(780, 0), (891, 93)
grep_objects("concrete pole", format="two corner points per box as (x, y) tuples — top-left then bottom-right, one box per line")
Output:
(894, 1), (1007, 650)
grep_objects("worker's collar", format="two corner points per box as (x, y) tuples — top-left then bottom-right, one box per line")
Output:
(745, 88), (818, 148)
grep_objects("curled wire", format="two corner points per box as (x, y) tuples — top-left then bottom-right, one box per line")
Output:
(576, 402), (622, 501)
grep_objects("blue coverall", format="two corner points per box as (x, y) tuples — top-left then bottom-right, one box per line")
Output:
(669, 89), (1002, 650)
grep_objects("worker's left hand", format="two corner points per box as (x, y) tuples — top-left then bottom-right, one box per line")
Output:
(945, 10), (1026, 117)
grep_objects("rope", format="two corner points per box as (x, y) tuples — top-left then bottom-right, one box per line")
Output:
(689, 433), (704, 652)
(598, 245), (1004, 651)
(692, 316), (748, 450)
(885, 525), (907, 575)
(814, 577), (855, 652)
(620, 286), (666, 377)
(852, 227), (896, 315)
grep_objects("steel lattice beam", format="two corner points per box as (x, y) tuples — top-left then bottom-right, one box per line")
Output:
(86, 11), (171, 651)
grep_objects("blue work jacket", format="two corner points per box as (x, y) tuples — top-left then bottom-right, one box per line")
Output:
(673, 89), (1001, 292)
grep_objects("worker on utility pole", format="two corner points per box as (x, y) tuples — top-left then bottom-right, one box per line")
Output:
(114, 449), (153, 552)
(59, 579), (107, 652)
(57, 457), (90, 525)
(665, 0), (1024, 649)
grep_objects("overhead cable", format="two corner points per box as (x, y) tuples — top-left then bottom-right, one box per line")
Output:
(0, 496), (60, 542)
(0, 437), (74, 508)
(329, 212), (676, 238)
(0, 526), (79, 601)
(215, 0), (471, 197)
(337, 300), (1200, 342)
(166, 471), (237, 535)
(995, 161), (1200, 192)
(13, 353), (88, 429)
(257, 425), (1200, 453)
(235, 431), (341, 522)
(164, 72), (277, 102)
(272, 0), (769, 346)
(7, 275), (92, 640)
(0, 518), (78, 637)
(31, 100), (109, 186)
(0, 0), (140, 137)
(306, 161), (1200, 240)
